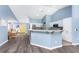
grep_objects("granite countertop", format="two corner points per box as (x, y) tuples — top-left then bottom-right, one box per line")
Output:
(30, 29), (63, 33)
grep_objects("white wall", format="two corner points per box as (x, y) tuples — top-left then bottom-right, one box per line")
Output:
(62, 17), (72, 42)
(30, 23), (42, 30)
(49, 20), (63, 27)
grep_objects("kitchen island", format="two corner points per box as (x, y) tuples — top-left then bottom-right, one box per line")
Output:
(30, 29), (63, 50)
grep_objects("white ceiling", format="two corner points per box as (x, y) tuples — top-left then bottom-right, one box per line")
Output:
(9, 5), (68, 21)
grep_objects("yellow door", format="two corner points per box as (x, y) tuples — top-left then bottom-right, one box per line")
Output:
(20, 23), (25, 33)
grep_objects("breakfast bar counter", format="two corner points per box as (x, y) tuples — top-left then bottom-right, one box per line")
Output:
(30, 30), (63, 50)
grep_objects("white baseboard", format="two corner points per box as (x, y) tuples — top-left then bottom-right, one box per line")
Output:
(31, 43), (62, 50)
(63, 39), (72, 42)
(72, 43), (79, 46)
(0, 40), (8, 46)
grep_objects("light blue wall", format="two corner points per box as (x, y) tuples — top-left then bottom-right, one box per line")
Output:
(0, 5), (17, 46)
(41, 16), (46, 24)
(0, 26), (8, 46)
(72, 5), (79, 44)
(46, 6), (72, 23)
(29, 18), (41, 23)
(46, 15), (51, 24)
(0, 5), (17, 20)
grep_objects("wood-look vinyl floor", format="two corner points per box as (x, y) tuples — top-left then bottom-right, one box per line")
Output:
(0, 34), (79, 53)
